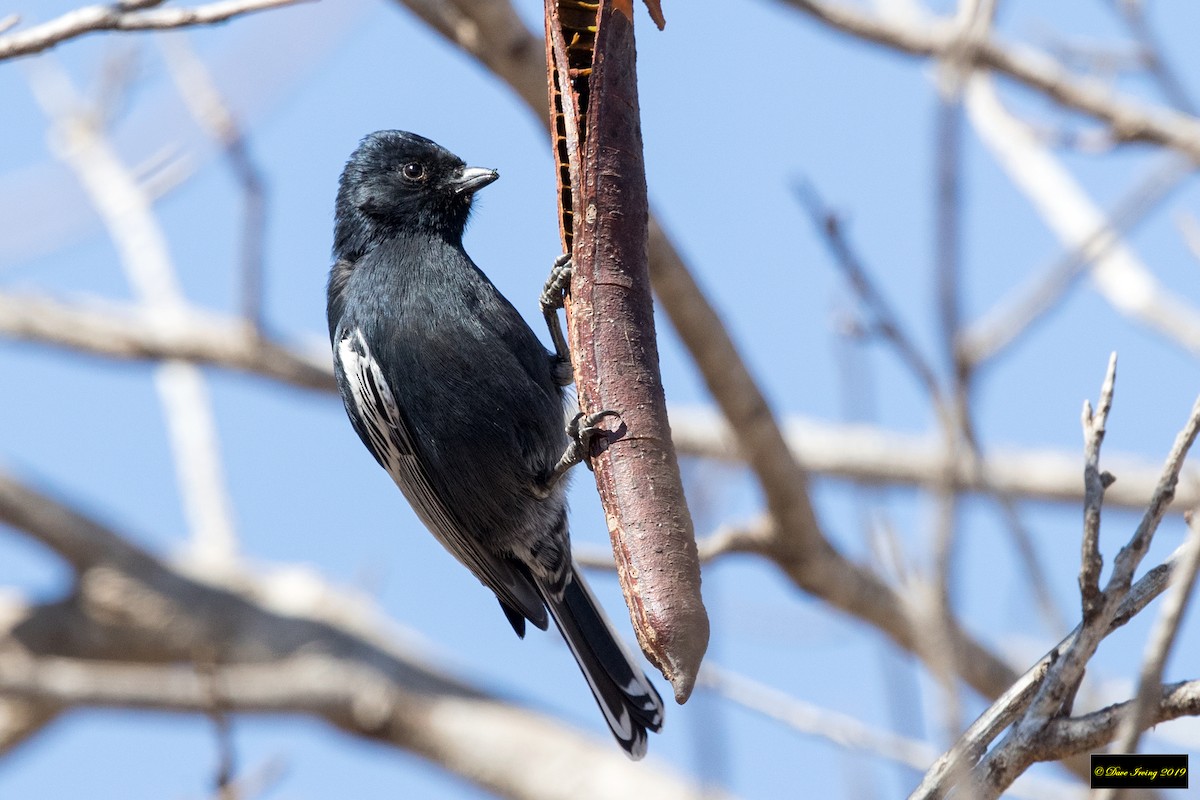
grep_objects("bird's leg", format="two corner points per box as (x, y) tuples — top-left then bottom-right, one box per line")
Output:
(541, 253), (574, 387)
(539, 410), (621, 493)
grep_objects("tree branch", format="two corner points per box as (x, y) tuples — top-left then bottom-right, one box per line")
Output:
(0, 470), (712, 799)
(777, 0), (1200, 159)
(0, 293), (334, 392)
(0, 0), (307, 61)
(669, 406), (1200, 511)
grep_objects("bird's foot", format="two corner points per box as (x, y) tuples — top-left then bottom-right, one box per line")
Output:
(541, 254), (573, 386)
(540, 409), (621, 492)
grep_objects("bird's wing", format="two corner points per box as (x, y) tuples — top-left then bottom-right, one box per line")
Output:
(334, 325), (548, 630)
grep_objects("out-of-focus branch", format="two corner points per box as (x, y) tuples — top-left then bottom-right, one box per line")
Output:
(962, 77), (1200, 365)
(794, 181), (943, 406)
(0, 0), (305, 61)
(575, 517), (772, 571)
(0, 470), (713, 800)
(2, 292), (1194, 513)
(0, 293), (334, 391)
(160, 34), (268, 331)
(32, 61), (238, 564)
(777, 0), (1200, 160)
(699, 663), (1082, 800)
(670, 407), (1200, 511)
(0, 654), (713, 800)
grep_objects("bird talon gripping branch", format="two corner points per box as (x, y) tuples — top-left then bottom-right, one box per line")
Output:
(541, 253), (574, 386)
(549, 408), (622, 484)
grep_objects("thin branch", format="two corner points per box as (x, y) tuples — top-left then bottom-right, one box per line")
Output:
(31, 61), (239, 564)
(925, 0), (997, 739)
(777, 0), (1200, 159)
(1039, 679), (1200, 759)
(698, 663), (1082, 800)
(0, 293), (334, 391)
(794, 181), (943, 406)
(961, 77), (1197, 365)
(910, 545), (1181, 799)
(0, 0), (306, 61)
(1108, 513), (1200, 760)
(669, 406), (1200, 512)
(968, 387), (1200, 797)
(1080, 353), (1118, 620)
(160, 34), (267, 332)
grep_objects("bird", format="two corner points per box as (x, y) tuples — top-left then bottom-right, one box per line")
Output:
(326, 130), (664, 757)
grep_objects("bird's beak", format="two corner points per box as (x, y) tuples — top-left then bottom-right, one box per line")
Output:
(452, 166), (499, 196)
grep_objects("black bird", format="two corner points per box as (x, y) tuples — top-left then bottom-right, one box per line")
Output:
(327, 130), (664, 757)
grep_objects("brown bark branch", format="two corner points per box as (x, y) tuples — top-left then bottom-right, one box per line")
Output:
(545, 0), (707, 701)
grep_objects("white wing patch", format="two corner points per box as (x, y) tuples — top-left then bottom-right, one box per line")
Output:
(337, 329), (408, 475)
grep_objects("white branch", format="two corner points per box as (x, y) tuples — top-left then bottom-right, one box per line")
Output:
(31, 61), (238, 564)
(0, 0), (306, 61)
(962, 76), (1200, 363)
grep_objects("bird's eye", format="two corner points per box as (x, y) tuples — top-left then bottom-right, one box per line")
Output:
(401, 162), (426, 181)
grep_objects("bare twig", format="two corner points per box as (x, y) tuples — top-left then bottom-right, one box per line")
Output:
(1039, 679), (1200, 758)
(1080, 353), (1118, 619)
(160, 35), (267, 331)
(0, 0), (306, 61)
(967, 385), (1200, 797)
(699, 663), (1082, 800)
(962, 78), (1198, 365)
(776, 0), (1200, 159)
(1107, 513), (1200, 764)
(794, 181), (943, 405)
(0, 293), (333, 391)
(910, 544), (1183, 799)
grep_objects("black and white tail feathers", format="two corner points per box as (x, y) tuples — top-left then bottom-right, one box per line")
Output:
(539, 564), (664, 759)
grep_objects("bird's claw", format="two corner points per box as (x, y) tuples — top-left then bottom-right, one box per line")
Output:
(542, 254), (574, 386)
(540, 409), (622, 493)
(566, 409), (621, 471)
(540, 253), (573, 313)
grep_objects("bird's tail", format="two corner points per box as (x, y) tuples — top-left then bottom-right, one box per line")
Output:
(541, 563), (664, 759)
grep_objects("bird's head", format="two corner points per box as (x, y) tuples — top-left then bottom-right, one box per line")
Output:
(334, 130), (498, 254)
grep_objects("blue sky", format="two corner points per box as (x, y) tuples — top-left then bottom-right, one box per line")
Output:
(4, 0), (1200, 797)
